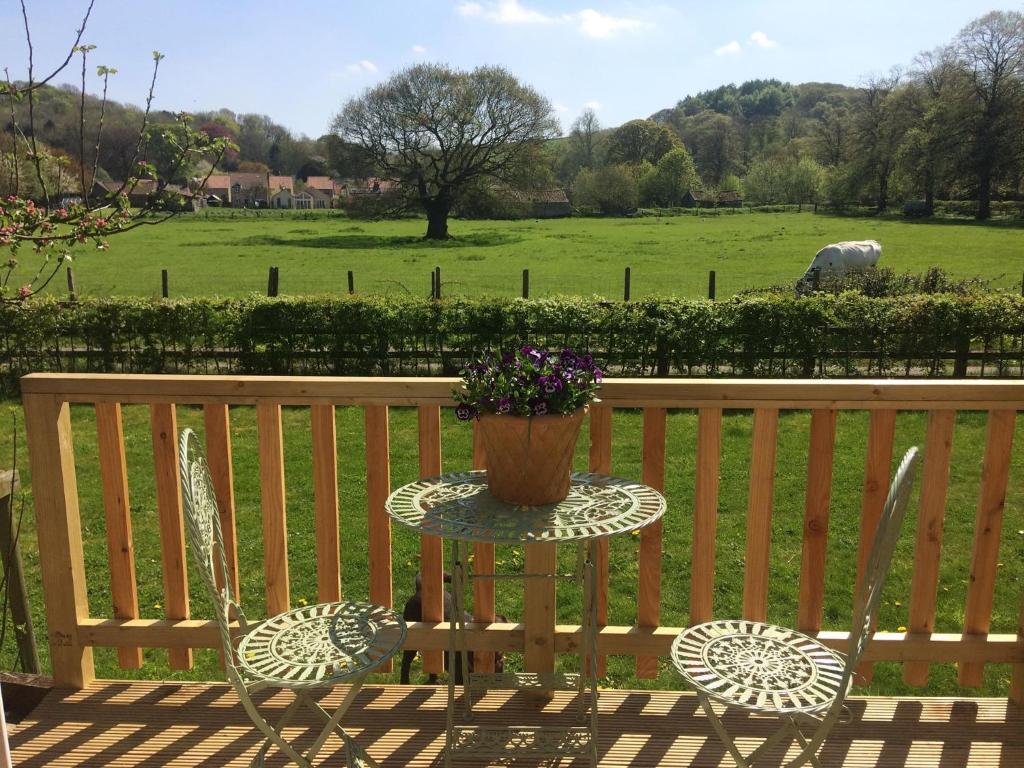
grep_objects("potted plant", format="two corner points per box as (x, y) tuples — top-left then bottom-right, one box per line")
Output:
(454, 347), (602, 506)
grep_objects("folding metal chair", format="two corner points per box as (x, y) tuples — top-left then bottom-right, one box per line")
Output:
(670, 447), (919, 767)
(179, 428), (406, 767)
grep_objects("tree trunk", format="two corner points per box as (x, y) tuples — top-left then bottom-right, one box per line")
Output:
(423, 198), (451, 240)
(976, 170), (992, 221)
(924, 168), (935, 215)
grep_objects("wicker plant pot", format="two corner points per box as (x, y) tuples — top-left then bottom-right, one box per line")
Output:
(476, 405), (588, 506)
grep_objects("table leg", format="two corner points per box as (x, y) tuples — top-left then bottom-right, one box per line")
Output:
(455, 539), (473, 719)
(445, 537), (458, 768)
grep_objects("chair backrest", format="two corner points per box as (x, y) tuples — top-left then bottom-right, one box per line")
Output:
(178, 428), (247, 661)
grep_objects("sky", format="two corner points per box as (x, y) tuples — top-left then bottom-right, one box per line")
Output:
(0, 0), (1015, 137)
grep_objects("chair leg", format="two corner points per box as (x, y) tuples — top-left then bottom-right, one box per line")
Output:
(698, 693), (750, 768)
(240, 690), (312, 768)
(784, 720), (824, 768)
(300, 679), (370, 764)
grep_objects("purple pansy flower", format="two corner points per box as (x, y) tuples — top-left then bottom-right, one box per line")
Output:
(455, 403), (475, 421)
(531, 398), (549, 416)
(560, 350), (578, 369)
(580, 354), (593, 368)
(593, 367), (603, 383)
(540, 375), (563, 394)
(497, 396), (513, 414)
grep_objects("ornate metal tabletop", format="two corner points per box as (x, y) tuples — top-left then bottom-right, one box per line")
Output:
(386, 471), (666, 544)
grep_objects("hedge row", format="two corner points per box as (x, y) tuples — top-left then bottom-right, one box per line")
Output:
(2, 293), (1022, 394)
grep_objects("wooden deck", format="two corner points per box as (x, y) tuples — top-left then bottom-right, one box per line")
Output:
(9, 681), (1023, 767)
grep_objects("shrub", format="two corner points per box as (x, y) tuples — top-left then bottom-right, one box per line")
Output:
(2, 292), (1021, 393)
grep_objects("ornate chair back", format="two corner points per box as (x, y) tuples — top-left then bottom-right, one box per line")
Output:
(179, 428), (248, 672)
(822, 446), (919, 723)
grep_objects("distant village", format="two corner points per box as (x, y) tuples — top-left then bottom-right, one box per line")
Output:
(83, 172), (740, 217)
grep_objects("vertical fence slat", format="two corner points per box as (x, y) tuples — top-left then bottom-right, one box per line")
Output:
(637, 407), (666, 678)
(95, 403), (142, 669)
(959, 409), (1016, 687)
(743, 408), (779, 623)
(690, 408), (722, 626)
(256, 403), (289, 616)
(471, 422), (496, 673)
(524, 542), (556, 695)
(853, 409), (896, 683)
(418, 405), (444, 674)
(150, 403), (192, 670)
(1012, 592), (1024, 706)
(588, 405), (613, 677)
(904, 410), (955, 686)
(23, 394), (94, 689)
(797, 409), (836, 633)
(311, 405), (340, 602)
(203, 404), (239, 600)
(365, 405), (393, 671)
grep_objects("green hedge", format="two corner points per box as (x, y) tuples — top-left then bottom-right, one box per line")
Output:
(1, 293), (1022, 394)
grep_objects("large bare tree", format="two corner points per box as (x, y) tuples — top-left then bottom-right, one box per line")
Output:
(332, 64), (557, 240)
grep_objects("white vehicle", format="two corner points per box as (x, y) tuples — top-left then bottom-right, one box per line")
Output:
(799, 240), (882, 288)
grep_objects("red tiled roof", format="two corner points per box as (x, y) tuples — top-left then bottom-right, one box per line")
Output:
(269, 175), (293, 192)
(204, 174), (231, 189)
(305, 176), (334, 192)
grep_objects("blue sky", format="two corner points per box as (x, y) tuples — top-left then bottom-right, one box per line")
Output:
(1, 1), (1014, 137)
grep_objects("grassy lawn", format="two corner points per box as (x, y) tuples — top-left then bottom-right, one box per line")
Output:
(1, 398), (1021, 698)
(14, 211), (1024, 300)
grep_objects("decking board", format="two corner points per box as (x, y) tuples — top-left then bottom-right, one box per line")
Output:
(9, 681), (1023, 766)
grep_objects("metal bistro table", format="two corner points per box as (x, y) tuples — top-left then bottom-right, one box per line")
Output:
(386, 470), (666, 767)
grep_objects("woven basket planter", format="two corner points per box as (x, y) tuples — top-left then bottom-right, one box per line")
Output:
(476, 405), (588, 506)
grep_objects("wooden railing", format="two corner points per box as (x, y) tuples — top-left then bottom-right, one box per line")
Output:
(20, 374), (1024, 705)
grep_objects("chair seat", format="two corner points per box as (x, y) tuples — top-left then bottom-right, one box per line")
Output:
(671, 620), (847, 714)
(237, 601), (405, 688)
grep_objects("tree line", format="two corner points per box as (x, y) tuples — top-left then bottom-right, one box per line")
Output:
(551, 10), (1023, 219)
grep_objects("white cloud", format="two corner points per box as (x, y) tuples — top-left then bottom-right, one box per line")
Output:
(714, 40), (742, 56)
(584, 100), (601, 110)
(553, 103), (570, 113)
(411, 44), (428, 54)
(748, 31), (777, 48)
(456, 1), (646, 39)
(346, 59), (378, 74)
(456, 1), (483, 16)
(492, 0), (553, 24)
(576, 9), (643, 39)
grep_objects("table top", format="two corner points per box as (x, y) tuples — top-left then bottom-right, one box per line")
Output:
(386, 471), (666, 544)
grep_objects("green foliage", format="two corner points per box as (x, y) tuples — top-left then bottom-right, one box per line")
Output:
(605, 119), (680, 166)
(2, 292), (1021, 394)
(572, 164), (639, 214)
(639, 147), (700, 207)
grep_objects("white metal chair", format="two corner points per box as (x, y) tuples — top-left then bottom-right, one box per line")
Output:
(179, 428), (406, 767)
(670, 446), (919, 768)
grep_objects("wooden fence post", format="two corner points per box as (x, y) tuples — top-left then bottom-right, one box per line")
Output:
(708, 270), (716, 301)
(624, 267), (631, 301)
(161, 269), (169, 299)
(522, 269), (529, 299)
(348, 270), (355, 295)
(65, 267), (76, 301)
(434, 266), (441, 299)
(0, 471), (39, 674)
(22, 394), (94, 688)
(267, 266), (279, 297)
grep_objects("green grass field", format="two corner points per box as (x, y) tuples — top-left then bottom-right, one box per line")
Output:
(2, 211), (1023, 697)
(19, 211), (1024, 299)
(1, 399), (1022, 698)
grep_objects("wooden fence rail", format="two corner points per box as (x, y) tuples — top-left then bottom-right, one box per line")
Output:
(18, 374), (1024, 706)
